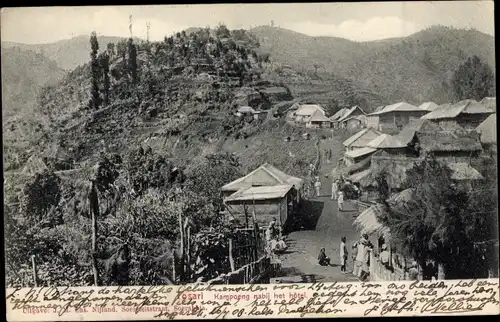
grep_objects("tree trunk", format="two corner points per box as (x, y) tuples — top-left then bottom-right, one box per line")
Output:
(90, 181), (100, 286)
(178, 213), (184, 282)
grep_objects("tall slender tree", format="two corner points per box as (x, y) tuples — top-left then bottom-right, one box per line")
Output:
(99, 52), (110, 106)
(127, 38), (138, 84)
(89, 32), (101, 109)
(452, 55), (495, 101)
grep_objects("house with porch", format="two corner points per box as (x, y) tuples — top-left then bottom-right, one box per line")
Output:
(367, 102), (429, 133)
(221, 163), (303, 228)
(421, 99), (494, 129)
(334, 106), (367, 129)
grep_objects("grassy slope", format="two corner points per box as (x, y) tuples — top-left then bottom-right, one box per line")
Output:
(250, 25), (495, 105)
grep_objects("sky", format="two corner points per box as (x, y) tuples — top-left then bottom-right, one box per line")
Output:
(1, 2), (495, 44)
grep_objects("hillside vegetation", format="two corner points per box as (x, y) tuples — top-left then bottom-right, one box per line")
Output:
(2, 36), (136, 70)
(1, 47), (66, 119)
(250, 25), (495, 105)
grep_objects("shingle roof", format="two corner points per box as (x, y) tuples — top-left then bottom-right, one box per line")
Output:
(295, 104), (325, 116)
(342, 128), (382, 147)
(419, 102), (439, 111)
(225, 184), (293, 202)
(331, 108), (349, 121)
(422, 99), (494, 120)
(221, 163), (303, 191)
(344, 147), (377, 159)
(369, 102), (426, 116)
(476, 113), (496, 144)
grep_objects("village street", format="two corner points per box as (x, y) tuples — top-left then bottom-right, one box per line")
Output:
(275, 137), (360, 283)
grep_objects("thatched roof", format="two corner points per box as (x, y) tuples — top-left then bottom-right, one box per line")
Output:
(476, 114), (496, 144)
(332, 155), (372, 179)
(447, 163), (484, 180)
(347, 168), (374, 187)
(422, 99), (494, 120)
(353, 203), (390, 236)
(418, 131), (482, 152)
(368, 102), (426, 116)
(370, 156), (421, 189)
(222, 163), (303, 192)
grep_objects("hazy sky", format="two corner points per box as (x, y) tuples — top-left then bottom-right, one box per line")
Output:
(1, 2), (495, 44)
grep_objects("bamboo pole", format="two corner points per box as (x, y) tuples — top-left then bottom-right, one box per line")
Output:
(186, 226), (191, 278)
(228, 238), (235, 272)
(172, 250), (177, 284)
(31, 255), (37, 287)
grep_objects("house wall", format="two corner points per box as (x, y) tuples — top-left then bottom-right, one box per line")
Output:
(424, 150), (478, 163)
(379, 111), (427, 132)
(366, 116), (379, 129)
(457, 114), (491, 129)
(345, 119), (363, 131)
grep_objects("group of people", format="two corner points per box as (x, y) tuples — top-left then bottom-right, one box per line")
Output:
(266, 218), (287, 254)
(317, 236), (350, 273)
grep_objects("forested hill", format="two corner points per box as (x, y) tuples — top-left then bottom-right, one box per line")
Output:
(13, 26), (301, 173)
(1, 46), (66, 119)
(250, 25), (495, 104)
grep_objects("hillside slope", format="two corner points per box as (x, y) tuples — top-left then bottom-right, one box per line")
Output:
(2, 36), (140, 70)
(250, 25), (495, 104)
(1, 46), (66, 119)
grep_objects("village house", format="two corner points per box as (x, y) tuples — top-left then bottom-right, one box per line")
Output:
(476, 113), (496, 153)
(365, 106), (384, 129)
(342, 127), (383, 151)
(306, 110), (332, 128)
(421, 99), (494, 129)
(343, 146), (377, 167)
(330, 108), (349, 123)
(252, 110), (268, 121)
(367, 102), (429, 133)
(292, 104), (326, 123)
(221, 163), (303, 229)
(333, 106), (367, 129)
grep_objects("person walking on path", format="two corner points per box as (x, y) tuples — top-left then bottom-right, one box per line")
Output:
(337, 191), (345, 212)
(331, 179), (339, 200)
(314, 177), (322, 197)
(340, 236), (348, 273)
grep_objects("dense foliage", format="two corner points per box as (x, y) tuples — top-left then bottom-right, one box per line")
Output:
(376, 157), (498, 278)
(452, 55), (495, 101)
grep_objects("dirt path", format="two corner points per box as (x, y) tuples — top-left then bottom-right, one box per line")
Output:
(275, 137), (360, 282)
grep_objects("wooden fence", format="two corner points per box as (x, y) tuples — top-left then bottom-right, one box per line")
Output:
(230, 227), (266, 271)
(369, 252), (408, 281)
(205, 255), (274, 285)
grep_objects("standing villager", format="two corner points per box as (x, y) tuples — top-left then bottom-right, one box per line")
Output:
(337, 191), (344, 212)
(359, 233), (374, 281)
(314, 177), (322, 197)
(380, 244), (390, 269)
(340, 236), (348, 273)
(408, 261), (419, 280)
(331, 179), (339, 200)
(351, 242), (359, 274)
(355, 238), (364, 278)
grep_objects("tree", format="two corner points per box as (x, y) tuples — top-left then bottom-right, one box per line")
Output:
(215, 23), (230, 39)
(377, 157), (498, 279)
(106, 43), (115, 56)
(89, 32), (101, 109)
(99, 52), (110, 106)
(21, 170), (62, 226)
(127, 38), (138, 84)
(451, 55), (495, 101)
(187, 152), (242, 210)
(116, 40), (127, 62)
